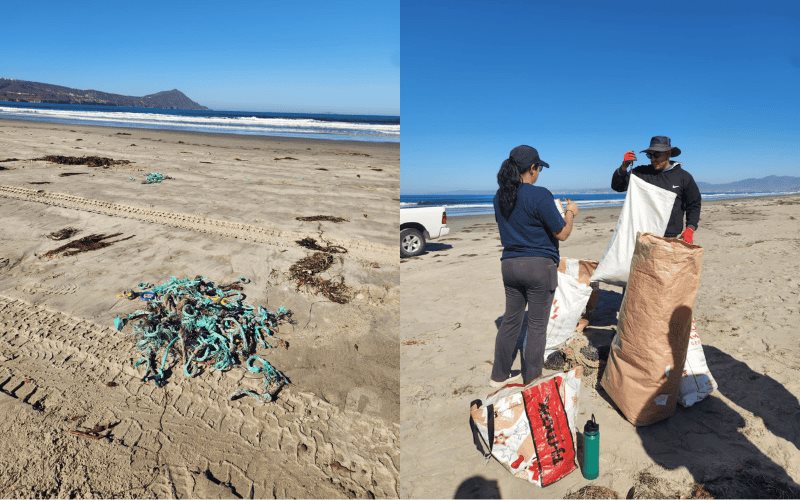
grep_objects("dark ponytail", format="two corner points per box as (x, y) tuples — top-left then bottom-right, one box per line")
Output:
(497, 157), (522, 219)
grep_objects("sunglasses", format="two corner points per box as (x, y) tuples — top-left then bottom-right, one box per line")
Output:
(645, 151), (669, 159)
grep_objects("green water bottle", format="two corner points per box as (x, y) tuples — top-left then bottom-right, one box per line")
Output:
(583, 414), (600, 480)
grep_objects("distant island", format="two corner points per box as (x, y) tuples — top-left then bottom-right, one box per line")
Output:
(0, 78), (207, 110)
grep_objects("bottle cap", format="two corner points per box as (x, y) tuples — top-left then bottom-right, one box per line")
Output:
(584, 414), (599, 433)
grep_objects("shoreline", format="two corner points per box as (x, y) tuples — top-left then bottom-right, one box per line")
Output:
(0, 117), (400, 148)
(443, 191), (800, 231)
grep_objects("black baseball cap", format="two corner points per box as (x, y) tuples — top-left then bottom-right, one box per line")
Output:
(509, 145), (550, 170)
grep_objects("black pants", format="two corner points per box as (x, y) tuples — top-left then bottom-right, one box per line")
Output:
(492, 256), (557, 384)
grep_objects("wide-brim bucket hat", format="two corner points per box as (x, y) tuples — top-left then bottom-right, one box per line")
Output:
(641, 136), (681, 157)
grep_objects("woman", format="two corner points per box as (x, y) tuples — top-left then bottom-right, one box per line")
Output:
(491, 145), (578, 387)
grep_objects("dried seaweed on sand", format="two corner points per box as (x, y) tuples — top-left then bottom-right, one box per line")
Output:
(34, 155), (131, 168)
(289, 252), (352, 304)
(42, 233), (133, 258)
(295, 215), (349, 223)
(47, 227), (80, 241)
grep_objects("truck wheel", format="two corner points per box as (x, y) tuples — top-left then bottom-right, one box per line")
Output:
(400, 228), (425, 258)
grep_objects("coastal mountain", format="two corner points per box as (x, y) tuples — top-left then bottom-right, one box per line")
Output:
(427, 176), (800, 196)
(0, 78), (207, 110)
(697, 175), (800, 193)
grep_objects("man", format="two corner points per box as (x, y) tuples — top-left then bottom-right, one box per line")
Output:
(611, 136), (701, 243)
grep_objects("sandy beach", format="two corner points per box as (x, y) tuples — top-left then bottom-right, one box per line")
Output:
(400, 196), (800, 498)
(0, 119), (399, 497)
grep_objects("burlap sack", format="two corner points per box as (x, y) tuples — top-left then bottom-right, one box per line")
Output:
(600, 233), (704, 426)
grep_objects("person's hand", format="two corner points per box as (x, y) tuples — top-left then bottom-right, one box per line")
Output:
(621, 150), (636, 171)
(679, 227), (695, 244)
(564, 199), (579, 219)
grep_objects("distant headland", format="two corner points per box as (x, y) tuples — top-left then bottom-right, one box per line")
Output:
(0, 78), (207, 110)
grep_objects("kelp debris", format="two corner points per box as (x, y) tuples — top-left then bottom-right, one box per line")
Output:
(42, 233), (133, 258)
(34, 155), (131, 168)
(296, 237), (347, 254)
(295, 215), (349, 223)
(47, 227), (80, 241)
(289, 252), (352, 304)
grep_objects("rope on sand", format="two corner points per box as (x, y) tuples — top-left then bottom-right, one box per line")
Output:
(114, 276), (292, 402)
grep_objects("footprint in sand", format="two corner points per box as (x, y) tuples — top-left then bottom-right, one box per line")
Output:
(345, 387), (382, 415)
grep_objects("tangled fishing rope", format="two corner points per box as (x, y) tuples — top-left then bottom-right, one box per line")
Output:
(144, 172), (165, 184)
(113, 276), (293, 402)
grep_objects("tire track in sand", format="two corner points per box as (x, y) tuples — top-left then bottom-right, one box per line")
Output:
(0, 295), (398, 498)
(0, 185), (394, 265)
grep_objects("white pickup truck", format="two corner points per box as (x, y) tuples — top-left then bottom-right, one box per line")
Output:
(400, 206), (450, 258)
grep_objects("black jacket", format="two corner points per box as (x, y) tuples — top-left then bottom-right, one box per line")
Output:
(611, 162), (701, 237)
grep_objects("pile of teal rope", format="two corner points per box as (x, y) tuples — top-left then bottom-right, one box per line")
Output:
(144, 172), (165, 184)
(113, 276), (292, 402)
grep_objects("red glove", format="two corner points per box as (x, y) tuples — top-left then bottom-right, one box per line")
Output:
(680, 227), (695, 244)
(621, 151), (636, 170)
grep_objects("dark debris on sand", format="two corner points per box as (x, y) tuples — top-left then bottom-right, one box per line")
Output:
(42, 233), (134, 258)
(564, 485), (621, 499)
(47, 227), (80, 241)
(289, 251), (352, 304)
(295, 215), (349, 223)
(59, 172), (89, 177)
(34, 155), (131, 168)
(296, 237), (347, 254)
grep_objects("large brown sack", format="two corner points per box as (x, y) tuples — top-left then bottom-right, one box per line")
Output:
(600, 233), (704, 426)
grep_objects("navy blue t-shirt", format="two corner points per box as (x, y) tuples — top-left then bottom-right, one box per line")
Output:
(494, 184), (566, 263)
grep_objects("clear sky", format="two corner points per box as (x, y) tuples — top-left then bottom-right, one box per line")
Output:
(1, 0), (399, 115)
(401, 0), (800, 193)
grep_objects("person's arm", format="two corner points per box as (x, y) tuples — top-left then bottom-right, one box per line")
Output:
(683, 175), (701, 231)
(553, 199), (578, 241)
(611, 151), (636, 192)
(554, 210), (575, 241)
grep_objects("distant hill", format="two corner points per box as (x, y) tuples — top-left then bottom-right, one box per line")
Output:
(423, 175), (800, 196)
(697, 175), (800, 193)
(0, 78), (207, 110)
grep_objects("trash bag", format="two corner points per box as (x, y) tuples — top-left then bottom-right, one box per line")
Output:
(600, 233), (703, 425)
(545, 271), (592, 359)
(679, 319), (718, 407)
(470, 368), (582, 486)
(591, 176), (677, 286)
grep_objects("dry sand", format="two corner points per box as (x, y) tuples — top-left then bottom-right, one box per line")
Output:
(0, 119), (399, 497)
(400, 196), (800, 498)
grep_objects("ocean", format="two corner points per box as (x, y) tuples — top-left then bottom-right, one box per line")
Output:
(0, 101), (399, 142)
(400, 191), (799, 217)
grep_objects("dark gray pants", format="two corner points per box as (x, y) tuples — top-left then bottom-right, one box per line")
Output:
(492, 256), (557, 384)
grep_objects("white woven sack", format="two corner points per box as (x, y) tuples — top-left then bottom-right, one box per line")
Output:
(679, 320), (718, 407)
(591, 175), (677, 285)
(544, 272), (592, 359)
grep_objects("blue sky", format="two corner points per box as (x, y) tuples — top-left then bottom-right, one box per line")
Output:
(1, 1), (399, 115)
(401, 0), (800, 193)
